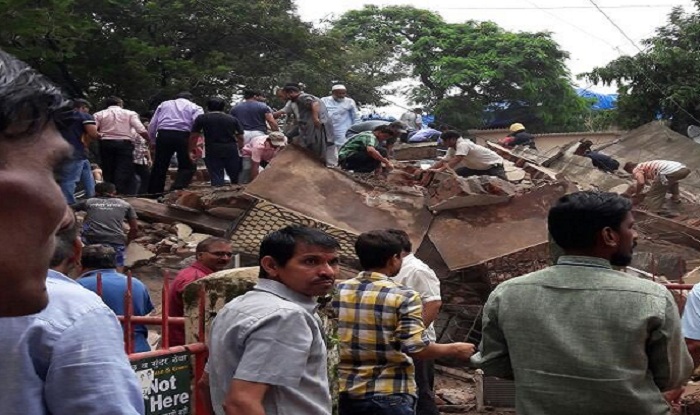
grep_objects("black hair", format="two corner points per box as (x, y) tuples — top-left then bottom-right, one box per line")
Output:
(548, 191), (632, 251)
(372, 125), (394, 135)
(243, 90), (261, 99)
(81, 244), (117, 269)
(206, 97), (226, 112)
(355, 230), (403, 270)
(427, 122), (437, 129)
(440, 130), (461, 141)
(386, 229), (412, 253)
(282, 83), (301, 93)
(95, 181), (116, 196)
(72, 98), (91, 110)
(50, 217), (79, 267)
(0, 49), (68, 139)
(259, 225), (340, 278)
(196, 237), (231, 253)
(176, 91), (193, 100)
(104, 96), (123, 107)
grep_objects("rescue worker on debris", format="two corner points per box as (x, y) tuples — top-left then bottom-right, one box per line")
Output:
(427, 130), (507, 180)
(0, 49), (143, 414)
(476, 191), (692, 415)
(623, 160), (690, 217)
(338, 125), (395, 173)
(506, 122), (536, 149)
(574, 139), (620, 173)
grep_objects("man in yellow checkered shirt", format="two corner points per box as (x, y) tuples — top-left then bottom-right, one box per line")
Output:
(333, 230), (475, 415)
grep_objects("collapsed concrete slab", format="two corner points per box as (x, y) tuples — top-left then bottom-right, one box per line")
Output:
(244, 145), (433, 254)
(393, 142), (439, 161)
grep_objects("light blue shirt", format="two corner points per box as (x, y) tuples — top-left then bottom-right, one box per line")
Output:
(321, 96), (360, 146)
(0, 270), (144, 415)
(682, 284), (700, 340)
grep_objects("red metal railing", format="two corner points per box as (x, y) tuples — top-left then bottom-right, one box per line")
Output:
(95, 270), (209, 415)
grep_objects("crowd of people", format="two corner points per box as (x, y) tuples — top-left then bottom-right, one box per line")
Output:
(5, 47), (700, 415)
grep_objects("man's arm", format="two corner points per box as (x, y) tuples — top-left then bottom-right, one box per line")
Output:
(223, 380), (269, 415)
(430, 155), (463, 172)
(477, 288), (514, 379)
(367, 146), (393, 169)
(265, 112), (279, 131)
(127, 218), (139, 243)
(197, 371), (216, 415)
(148, 107), (161, 139)
(311, 101), (321, 128)
(83, 123), (100, 141)
(423, 300), (442, 327)
(45, 307), (144, 414)
(648, 290), (693, 391)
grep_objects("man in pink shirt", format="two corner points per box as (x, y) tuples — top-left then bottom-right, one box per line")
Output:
(167, 237), (233, 345)
(240, 131), (287, 181)
(93, 96), (149, 194)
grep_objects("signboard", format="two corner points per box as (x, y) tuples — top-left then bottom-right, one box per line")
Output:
(131, 351), (192, 415)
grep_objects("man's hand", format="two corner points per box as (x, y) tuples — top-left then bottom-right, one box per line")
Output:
(189, 151), (198, 163)
(384, 160), (394, 170)
(664, 387), (685, 413)
(313, 118), (321, 128)
(450, 343), (476, 360)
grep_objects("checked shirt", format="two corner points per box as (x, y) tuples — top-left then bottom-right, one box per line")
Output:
(333, 271), (429, 398)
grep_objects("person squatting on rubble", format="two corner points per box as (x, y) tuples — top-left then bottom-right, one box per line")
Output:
(56, 98), (100, 204)
(73, 181), (139, 272)
(574, 139), (620, 173)
(334, 230), (475, 415)
(321, 84), (361, 167)
(476, 190), (692, 415)
(338, 125), (395, 173)
(282, 83), (335, 164)
(0, 48), (143, 414)
(190, 97), (245, 187)
(505, 122), (537, 149)
(78, 244), (155, 353)
(623, 159), (691, 217)
(428, 130), (507, 180)
(94, 95), (150, 195)
(148, 91), (204, 194)
(240, 131), (288, 181)
(388, 229), (443, 415)
(202, 226), (340, 415)
(167, 237), (234, 346)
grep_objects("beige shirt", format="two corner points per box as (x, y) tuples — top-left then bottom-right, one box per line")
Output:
(446, 137), (503, 170)
(94, 106), (147, 141)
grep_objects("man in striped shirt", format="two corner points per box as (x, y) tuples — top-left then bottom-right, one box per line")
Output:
(623, 160), (690, 215)
(333, 230), (475, 415)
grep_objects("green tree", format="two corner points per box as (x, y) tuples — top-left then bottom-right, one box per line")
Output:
(331, 6), (589, 132)
(583, 2), (700, 133)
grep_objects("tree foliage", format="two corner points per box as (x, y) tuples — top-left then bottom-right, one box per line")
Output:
(331, 6), (589, 132)
(583, 1), (700, 132)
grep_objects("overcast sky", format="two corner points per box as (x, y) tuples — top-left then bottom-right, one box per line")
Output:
(294, 0), (694, 99)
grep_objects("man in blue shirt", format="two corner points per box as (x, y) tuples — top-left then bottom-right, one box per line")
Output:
(57, 98), (100, 204)
(79, 244), (155, 353)
(0, 49), (144, 414)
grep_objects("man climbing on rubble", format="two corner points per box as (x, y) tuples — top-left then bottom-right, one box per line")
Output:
(321, 84), (361, 166)
(282, 83), (334, 164)
(240, 131), (288, 181)
(78, 244), (155, 353)
(338, 125), (395, 173)
(73, 181), (139, 272)
(428, 130), (507, 180)
(0, 48), (143, 413)
(477, 191), (692, 415)
(334, 230), (475, 415)
(388, 229), (443, 415)
(506, 122), (537, 149)
(204, 226), (340, 415)
(623, 160), (690, 217)
(167, 237), (233, 346)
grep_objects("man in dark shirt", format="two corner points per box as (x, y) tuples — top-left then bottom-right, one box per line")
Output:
(56, 99), (100, 205)
(190, 97), (245, 186)
(230, 90), (279, 144)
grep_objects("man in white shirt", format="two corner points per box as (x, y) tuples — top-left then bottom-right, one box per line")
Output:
(321, 84), (360, 167)
(400, 107), (423, 131)
(429, 130), (507, 180)
(388, 229), (442, 415)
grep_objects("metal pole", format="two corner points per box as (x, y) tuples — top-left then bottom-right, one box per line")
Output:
(124, 271), (134, 354)
(161, 270), (170, 350)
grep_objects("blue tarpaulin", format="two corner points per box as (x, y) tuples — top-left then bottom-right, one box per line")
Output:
(576, 88), (618, 110)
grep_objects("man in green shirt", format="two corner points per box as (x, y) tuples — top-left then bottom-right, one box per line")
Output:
(478, 191), (692, 415)
(338, 125), (394, 173)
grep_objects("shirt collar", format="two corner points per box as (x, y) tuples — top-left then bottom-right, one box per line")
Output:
(254, 279), (318, 313)
(190, 261), (215, 275)
(556, 255), (613, 270)
(358, 271), (390, 281)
